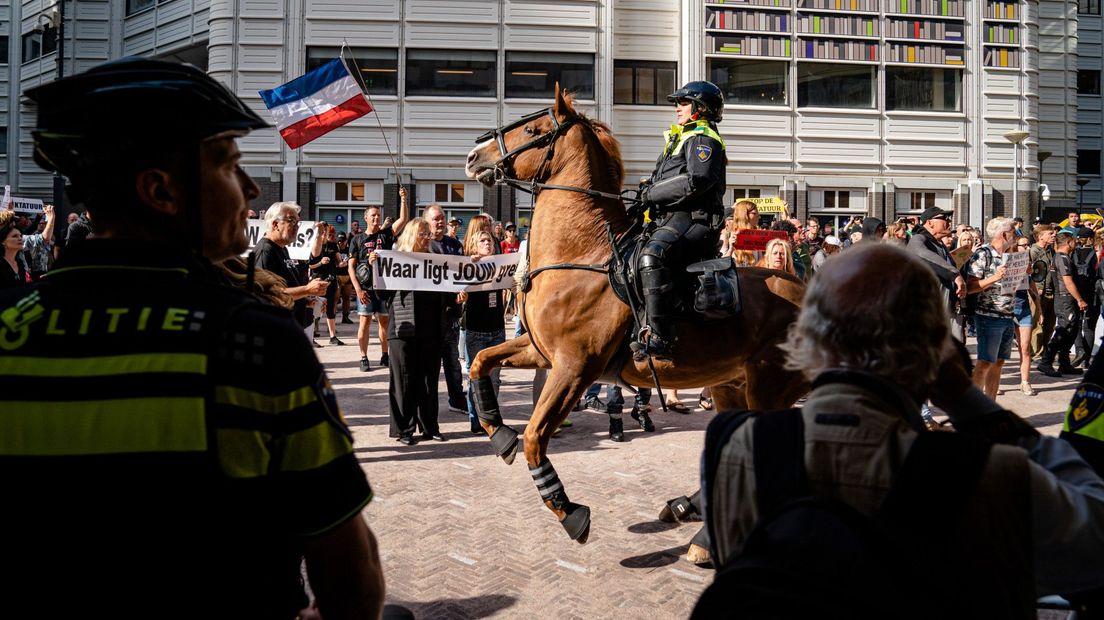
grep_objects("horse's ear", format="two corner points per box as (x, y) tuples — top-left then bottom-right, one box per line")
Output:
(553, 82), (576, 120)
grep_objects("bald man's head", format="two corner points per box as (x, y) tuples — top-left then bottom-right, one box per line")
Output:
(783, 243), (949, 393)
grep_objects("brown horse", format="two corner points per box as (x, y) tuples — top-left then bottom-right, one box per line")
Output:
(463, 88), (808, 544)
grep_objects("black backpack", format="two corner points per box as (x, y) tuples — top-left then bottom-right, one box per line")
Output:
(694, 408), (996, 620)
(1072, 246), (1098, 300)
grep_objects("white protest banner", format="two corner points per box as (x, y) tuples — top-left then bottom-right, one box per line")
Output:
(372, 249), (520, 293)
(999, 250), (1030, 294)
(1, 186), (9, 211)
(244, 218), (320, 261)
(7, 196), (44, 214)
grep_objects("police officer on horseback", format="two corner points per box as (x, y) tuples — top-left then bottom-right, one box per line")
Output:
(637, 80), (727, 361)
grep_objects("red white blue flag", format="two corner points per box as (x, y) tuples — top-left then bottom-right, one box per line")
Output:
(259, 58), (372, 149)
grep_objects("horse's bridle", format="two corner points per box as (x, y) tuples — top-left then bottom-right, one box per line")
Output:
(474, 108), (638, 205)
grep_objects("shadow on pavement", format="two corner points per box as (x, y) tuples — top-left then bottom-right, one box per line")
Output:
(626, 519), (681, 534)
(388, 593), (517, 619)
(619, 544), (689, 569)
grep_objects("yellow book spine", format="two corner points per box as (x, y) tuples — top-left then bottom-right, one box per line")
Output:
(1000, 48), (1008, 66)
(908, 46), (916, 62)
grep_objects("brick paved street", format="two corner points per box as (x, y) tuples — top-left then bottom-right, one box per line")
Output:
(318, 320), (1082, 619)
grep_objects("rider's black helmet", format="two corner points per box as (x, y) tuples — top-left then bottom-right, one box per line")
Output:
(25, 57), (269, 176)
(667, 81), (724, 123)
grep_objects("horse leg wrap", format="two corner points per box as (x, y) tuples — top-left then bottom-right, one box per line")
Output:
(472, 376), (504, 426)
(490, 426), (519, 465)
(530, 458), (591, 542)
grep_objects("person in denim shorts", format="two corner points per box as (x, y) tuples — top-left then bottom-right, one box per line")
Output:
(1011, 236), (1039, 395)
(965, 217), (1018, 398)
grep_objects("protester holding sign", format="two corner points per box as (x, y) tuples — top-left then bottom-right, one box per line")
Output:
(255, 202), (328, 333)
(965, 217), (1018, 398)
(726, 200), (761, 266)
(370, 217), (453, 445)
(458, 230), (508, 435)
(349, 189), (409, 372)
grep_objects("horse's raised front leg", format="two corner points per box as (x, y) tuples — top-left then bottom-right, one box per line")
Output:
(524, 362), (600, 544)
(470, 334), (547, 465)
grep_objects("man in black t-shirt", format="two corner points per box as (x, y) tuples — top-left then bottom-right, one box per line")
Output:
(348, 190), (409, 372)
(1039, 228), (1090, 377)
(255, 202), (328, 330)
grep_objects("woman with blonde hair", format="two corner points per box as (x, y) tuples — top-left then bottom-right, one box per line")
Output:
(727, 200), (761, 266)
(458, 230), (508, 434)
(463, 214), (498, 255)
(369, 217), (453, 445)
(756, 238), (795, 274)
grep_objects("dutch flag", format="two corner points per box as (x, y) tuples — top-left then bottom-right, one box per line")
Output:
(259, 58), (373, 150)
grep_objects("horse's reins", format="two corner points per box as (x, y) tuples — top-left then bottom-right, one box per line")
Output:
(476, 107), (665, 405)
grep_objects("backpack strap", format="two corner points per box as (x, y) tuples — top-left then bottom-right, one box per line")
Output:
(752, 408), (808, 516)
(880, 431), (991, 528)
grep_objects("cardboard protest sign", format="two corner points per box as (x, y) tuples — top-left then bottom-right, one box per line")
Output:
(742, 197), (787, 214)
(244, 219), (320, 261)
(371, 250), (520, 293)
(731, 229), (790, 251)
(998, 250), (1030, 294)
(950, 244), (974, 269)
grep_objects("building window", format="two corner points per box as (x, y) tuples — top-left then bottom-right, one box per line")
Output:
(614, 60), (678, 105)
(0, 36), (8, 65)
(0, 127), (6, 157)
(308, 47), (398, 96)
(810, 189), (866, 210)
(126, 0), (156, 15)
(1080, 0), (1101, 14)
(1079, 150), (1102, 176)
(708, 58), (787, 106)
(1079, 70), (1102, 96)
(733, 187), (763, 200)
(506, 52), (594, 100)
(886, 67), (962, 112)
(417, 181), (483, 207)
(406, 49), (496, 97)
(798, 64), (875, 109)
(895, 190), (951, 212)
(21, 26), (57, 63)
(316, 180), (384, 205)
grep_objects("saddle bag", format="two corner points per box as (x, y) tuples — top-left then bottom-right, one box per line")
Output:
(687, 257), (740, 320)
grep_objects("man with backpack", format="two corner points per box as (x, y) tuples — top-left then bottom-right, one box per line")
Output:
(695, 242), (1104, 619)
(1039, 227), (1090, 377)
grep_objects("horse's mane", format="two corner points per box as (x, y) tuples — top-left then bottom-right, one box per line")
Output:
(561, 94), (625, 188)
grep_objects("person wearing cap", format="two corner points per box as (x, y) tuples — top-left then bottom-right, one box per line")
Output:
(635, 80), (727, 361)
(0, 58), (383, 618)
(447, 216), (461, 239)
(1072, 226), (1101, 368)
(1038, 227), (1090, 377)
(1029, 223), (1058, 358)
(811, 234), (842, 272)
(501, 221), (521, 254)
(907, 206), (967, 340)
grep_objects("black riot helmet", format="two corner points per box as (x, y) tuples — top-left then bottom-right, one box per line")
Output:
(26, 57), (269, 178)
(667, 81), (725, 123)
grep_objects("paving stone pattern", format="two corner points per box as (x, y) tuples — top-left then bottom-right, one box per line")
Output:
(318, 321), (1080, 619)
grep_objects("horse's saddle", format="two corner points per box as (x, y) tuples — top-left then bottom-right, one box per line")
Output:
(608, 227), (742, 322)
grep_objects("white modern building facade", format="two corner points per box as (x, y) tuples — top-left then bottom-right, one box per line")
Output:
(0, 0), (1086, 230)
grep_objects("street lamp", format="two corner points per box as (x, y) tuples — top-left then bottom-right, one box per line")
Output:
(1078, 177), (1091, 216)
(1004, 130), (1030, 220)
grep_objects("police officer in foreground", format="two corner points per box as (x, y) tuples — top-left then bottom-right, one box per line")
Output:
(0, 58), (383, 618)
(636, 81), (727, 361)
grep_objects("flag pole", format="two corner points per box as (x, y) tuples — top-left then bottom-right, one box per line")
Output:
(341, 40), (402, 189)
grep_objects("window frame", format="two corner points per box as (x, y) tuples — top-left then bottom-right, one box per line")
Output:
(708, 57), (789, 107)
(895, 190), (952, 213)
(613, 59), (678, 106)
(505, 51), (596, 100)
(1079, 70), (1102, 96)
(416, 182), (483, 208)
(1078, 150), (1102, 177)
(315, 180), (385, 206)
(810, 189), (867, 211)
(307, 47), (398, 97)
(0, 35), (8, 65)
(797, 63), (877, 110)
(405, 49), (497, 98)
(125, 0), (157, 16)
(21, 26), (57, 64)
(885, 66), (963, 112)
(0, 126), (7, 158)
(1080, 0), (1101, 15)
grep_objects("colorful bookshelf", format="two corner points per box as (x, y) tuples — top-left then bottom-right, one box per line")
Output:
(798, 39), (879, 60)
(711, 33), (793, 56)
(885, 0), (966, 16)
(882, 0), (965, 66)
(885, 42), (964, 63)
(982, 0), (1021, 66)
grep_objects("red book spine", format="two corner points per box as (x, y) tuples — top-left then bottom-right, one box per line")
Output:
(914, 21), (920, 38)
